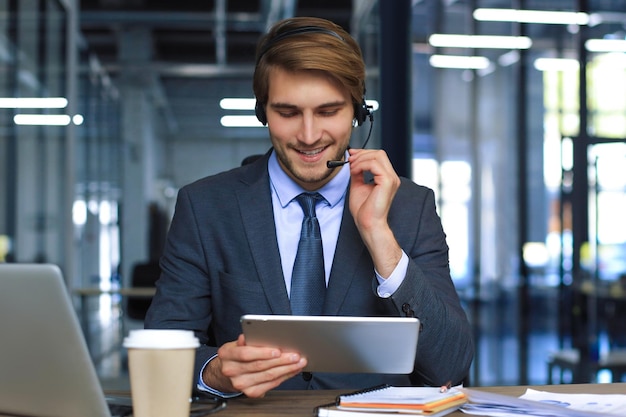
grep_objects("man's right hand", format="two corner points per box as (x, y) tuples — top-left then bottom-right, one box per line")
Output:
(202, 334), (307, 398)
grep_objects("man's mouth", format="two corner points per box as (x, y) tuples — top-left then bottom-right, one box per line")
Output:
(297, 146), (326, 157)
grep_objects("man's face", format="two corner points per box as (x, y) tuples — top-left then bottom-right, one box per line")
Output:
(265, 67), (354, 191)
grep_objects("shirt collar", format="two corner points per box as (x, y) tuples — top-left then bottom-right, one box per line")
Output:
(268, 149), (349, 208)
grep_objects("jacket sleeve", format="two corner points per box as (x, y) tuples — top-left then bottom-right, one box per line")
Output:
(386, 181), (474, 386)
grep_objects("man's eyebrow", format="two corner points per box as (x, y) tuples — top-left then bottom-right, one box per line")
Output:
(317, 100), (347, 109)
(269, 100), (347, 110)
(269, 102), (298, 110)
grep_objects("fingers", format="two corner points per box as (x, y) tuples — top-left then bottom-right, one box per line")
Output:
(348, 148), (400, 188)
(215, 336), (307, 398)
(230, 356), (307, 398)
(347, 149), (400, 229)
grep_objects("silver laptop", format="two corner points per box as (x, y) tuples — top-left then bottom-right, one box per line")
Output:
(241, 314), (420, 373)
(0, 263), (113, 417)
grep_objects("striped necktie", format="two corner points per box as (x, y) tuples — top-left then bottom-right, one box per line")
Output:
(290, 192), (326, 316)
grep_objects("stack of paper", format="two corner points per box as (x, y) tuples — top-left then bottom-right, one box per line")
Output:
(459, 388), (626, 417)
(316, 386), (467, 416)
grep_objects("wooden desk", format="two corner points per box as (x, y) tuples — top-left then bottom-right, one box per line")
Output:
(191, 383), (626, 416)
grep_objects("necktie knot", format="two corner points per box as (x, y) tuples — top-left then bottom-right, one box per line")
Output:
(295, 192), (323, 219)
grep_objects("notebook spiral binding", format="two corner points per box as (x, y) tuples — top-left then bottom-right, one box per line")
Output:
(334, 384), (392, 405)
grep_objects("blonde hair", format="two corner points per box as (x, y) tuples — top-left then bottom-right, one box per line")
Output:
(253, 17), (366, 112)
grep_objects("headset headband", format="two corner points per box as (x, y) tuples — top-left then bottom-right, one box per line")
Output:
(256, 26), (345, 65)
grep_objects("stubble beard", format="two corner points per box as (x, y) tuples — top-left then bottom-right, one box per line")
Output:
(274, 146), (346, 188)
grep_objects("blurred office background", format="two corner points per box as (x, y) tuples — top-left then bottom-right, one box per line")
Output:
(1, 0), (626, 389)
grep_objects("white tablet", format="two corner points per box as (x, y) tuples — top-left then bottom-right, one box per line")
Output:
(240, 314), (420, 374)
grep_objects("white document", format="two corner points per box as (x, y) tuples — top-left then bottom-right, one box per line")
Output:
(459, 388), (626, 417)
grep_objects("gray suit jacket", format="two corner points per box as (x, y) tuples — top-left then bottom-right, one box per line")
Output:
(145, 150), (473, 391)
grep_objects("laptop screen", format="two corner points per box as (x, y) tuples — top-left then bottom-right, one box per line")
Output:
(0, 263), (111, 417)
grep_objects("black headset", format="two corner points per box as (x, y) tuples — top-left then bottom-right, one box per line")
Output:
(254, 26), (372, 127)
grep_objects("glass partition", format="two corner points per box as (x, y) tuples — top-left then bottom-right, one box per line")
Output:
(0, 0), (68, 265)
(0, 0), (17, 262)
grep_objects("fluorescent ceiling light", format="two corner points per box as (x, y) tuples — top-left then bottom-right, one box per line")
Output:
(428, 34), (532, 49)
(534, 53), (626, 71)
(220, 115), (265, 127)
(474, 8), (589, 25)
(533, 58), (579, 72)
(14, 114), (71, 126)
(585, 39), (626, 52)
(0, 97), (68, 108)
(219, 98), (256, 110)
(429, 55), (490, 70)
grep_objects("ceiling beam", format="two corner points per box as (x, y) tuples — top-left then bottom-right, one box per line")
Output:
(80, 11), (264, 31)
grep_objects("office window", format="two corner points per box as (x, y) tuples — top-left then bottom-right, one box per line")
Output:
(588, 54), (626, 138)
(412, 158), (470, 284)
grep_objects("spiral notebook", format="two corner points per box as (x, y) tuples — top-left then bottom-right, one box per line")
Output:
(317, 385), (467, 416)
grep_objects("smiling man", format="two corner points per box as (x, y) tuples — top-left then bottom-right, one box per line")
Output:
(145, 16), (474, 399)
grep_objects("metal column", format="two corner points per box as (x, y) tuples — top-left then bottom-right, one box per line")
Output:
(379, 0), (412, 178)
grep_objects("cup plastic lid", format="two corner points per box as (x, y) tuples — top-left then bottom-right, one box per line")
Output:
(123, 329), (200, 349)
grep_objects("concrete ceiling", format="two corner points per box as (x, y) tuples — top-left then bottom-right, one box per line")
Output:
(78, 0), (370, 139)
(77, 0), (626, 139)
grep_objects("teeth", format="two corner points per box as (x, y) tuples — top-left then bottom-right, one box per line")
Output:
(300, 148), (323, 156)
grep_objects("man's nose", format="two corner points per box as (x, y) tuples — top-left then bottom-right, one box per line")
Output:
(297, 113), (321, 144)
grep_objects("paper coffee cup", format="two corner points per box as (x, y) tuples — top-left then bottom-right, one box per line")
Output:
(124, 329), (200, 417)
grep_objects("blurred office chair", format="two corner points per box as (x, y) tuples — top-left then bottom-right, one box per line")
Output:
(547, 348), (626, 384)
(125, 261), (159, 321)
(605, 275), (626, 349)
(547, 276), (626, 384)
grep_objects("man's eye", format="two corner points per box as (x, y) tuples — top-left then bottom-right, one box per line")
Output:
(279, 112), (297, 118)
(320, 110), (339, 117)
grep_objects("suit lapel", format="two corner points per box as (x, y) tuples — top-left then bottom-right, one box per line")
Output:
(236, 155), (292, 314)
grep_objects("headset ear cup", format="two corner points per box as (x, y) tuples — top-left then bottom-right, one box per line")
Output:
(255, 101), (267, 125)
(354, 100), (370, 126)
